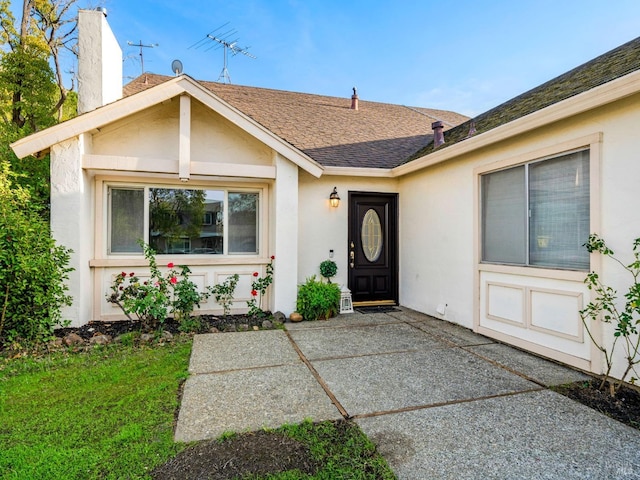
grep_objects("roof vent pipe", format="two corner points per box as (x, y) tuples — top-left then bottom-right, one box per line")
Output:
(432, 121), (445, 148)
(96, 6), (107, 16)
(351, 87), (359, 110)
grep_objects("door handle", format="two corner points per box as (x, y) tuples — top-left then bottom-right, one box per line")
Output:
(349, 249), (354, 268)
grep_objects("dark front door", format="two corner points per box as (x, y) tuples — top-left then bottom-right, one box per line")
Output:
(348, 192), (398, 305)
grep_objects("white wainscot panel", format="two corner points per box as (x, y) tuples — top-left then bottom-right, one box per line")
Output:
(529, 289), (584, 341)
(486, 282), (525, 325)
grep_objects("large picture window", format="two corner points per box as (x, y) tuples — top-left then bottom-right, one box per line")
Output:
(481, 149), (590, 270)
(108, 186), (259, 255)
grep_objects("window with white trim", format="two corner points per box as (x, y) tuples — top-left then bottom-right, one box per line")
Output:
(108, 186), (259, 255)
(481, 149), (590, 270)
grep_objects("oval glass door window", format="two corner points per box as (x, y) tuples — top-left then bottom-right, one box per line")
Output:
(361, 209), (383, 262)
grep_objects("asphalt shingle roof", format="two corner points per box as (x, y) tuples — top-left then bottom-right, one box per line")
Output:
(123, 76), (468, 169)
(405, 35), (640, 163)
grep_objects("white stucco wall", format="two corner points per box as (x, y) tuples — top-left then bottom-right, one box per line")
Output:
(272, 153), (299, 314)
(399, 159), (474, 327)
(77, 9), (122, 114)
(51, 136), (94, 327)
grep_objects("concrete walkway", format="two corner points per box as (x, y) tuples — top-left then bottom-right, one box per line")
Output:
(175, 308), (640, 479)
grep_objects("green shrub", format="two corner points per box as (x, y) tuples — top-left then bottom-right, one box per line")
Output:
(296, 275), (341, 321)
(0, 165), (73, 346)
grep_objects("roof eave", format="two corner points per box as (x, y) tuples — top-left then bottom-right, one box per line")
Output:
(392, 68), (640, 177)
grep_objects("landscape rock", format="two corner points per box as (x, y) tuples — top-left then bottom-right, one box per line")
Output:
(162, 331), (174, 340)
(89, 334), (112, 345)
(289, 312), (303, 322)
(252, 326), (259, 331)
(64, 332), (84, 346)
(238, 324), (249, 332)
(209, 327), (220, 333)
(273, 311), (286, 323)
(262, 320), (273, 329)
(140, 333), (154, 343)
(224, 325), (237, 333)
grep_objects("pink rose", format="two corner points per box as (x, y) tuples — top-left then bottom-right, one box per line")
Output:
(167, 262), (174, 268)
(170, 277), (178, 284)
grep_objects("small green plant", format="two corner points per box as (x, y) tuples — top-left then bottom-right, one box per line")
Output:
(296, 275), (341, 321)
(177, 315), (204, 333)
(319, 259), (338, 283)
(581, 234), (640, 396)
(106, 242), (206, 331)
(247, 256), (275, 318)
(208, 274), (240, 316)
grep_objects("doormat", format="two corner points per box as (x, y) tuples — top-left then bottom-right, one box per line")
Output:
(355, 306), (400, 314)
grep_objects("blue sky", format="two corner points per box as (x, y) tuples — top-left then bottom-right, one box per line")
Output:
(98, 0), (640, 117)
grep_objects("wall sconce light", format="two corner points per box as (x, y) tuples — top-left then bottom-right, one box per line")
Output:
(329, 186), (340, 208)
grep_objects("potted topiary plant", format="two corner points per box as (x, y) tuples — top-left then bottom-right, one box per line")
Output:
(319, 259), (338, 283)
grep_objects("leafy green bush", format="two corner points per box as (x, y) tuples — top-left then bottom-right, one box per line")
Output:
(296, 275), (341, 321)
(319, 259), (338, 283)
(208, 274), (240, 316)
(0, 165), (73, 346)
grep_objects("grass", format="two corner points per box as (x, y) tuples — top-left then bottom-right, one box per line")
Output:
(0, 340), (192, 479)
(0, 338), (396, 479)
(276, 419), (396, 479)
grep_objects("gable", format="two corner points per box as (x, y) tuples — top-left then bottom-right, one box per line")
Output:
(11, 76), (323, 178)
(89, 97), (272, 167)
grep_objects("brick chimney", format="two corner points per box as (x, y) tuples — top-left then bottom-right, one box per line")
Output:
(432, 120), (445, 148)
(77, 8), (123, 114)
(351, 87), (359, 110)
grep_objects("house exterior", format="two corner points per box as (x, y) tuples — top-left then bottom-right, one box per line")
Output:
(11, 9), (640, 380)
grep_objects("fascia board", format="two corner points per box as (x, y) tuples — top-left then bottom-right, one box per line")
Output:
(322, 166), (393, 177)
(11, 80), (186, 158)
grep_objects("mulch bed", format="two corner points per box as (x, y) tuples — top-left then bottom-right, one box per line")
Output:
(552, 379), (640, 430)
(53, 313), (281, 342)
(151, 430), (319, 480)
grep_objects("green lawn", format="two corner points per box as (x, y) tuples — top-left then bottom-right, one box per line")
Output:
(0, 340), (192, 479)
(0, 338), (396, 479)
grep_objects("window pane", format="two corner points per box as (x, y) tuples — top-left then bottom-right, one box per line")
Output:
(481, 166), (526, 264)
(149, 188), (224, 254)
(110, 188), (144, 253)
(529, 150), (590, 270)
(228, 192), (258, 254)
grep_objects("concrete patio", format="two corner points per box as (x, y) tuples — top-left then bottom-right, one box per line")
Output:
(175, 308), (640, 479)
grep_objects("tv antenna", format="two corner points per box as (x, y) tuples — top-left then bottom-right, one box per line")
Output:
(189, 23), (256, 83)
(127, 40), (159, 75)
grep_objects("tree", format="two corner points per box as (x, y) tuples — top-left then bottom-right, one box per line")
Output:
(0, 0), (82, 211)
(0, 0), (80, 127)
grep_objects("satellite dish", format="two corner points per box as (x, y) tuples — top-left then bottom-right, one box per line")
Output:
(171, 59), (184, 75)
